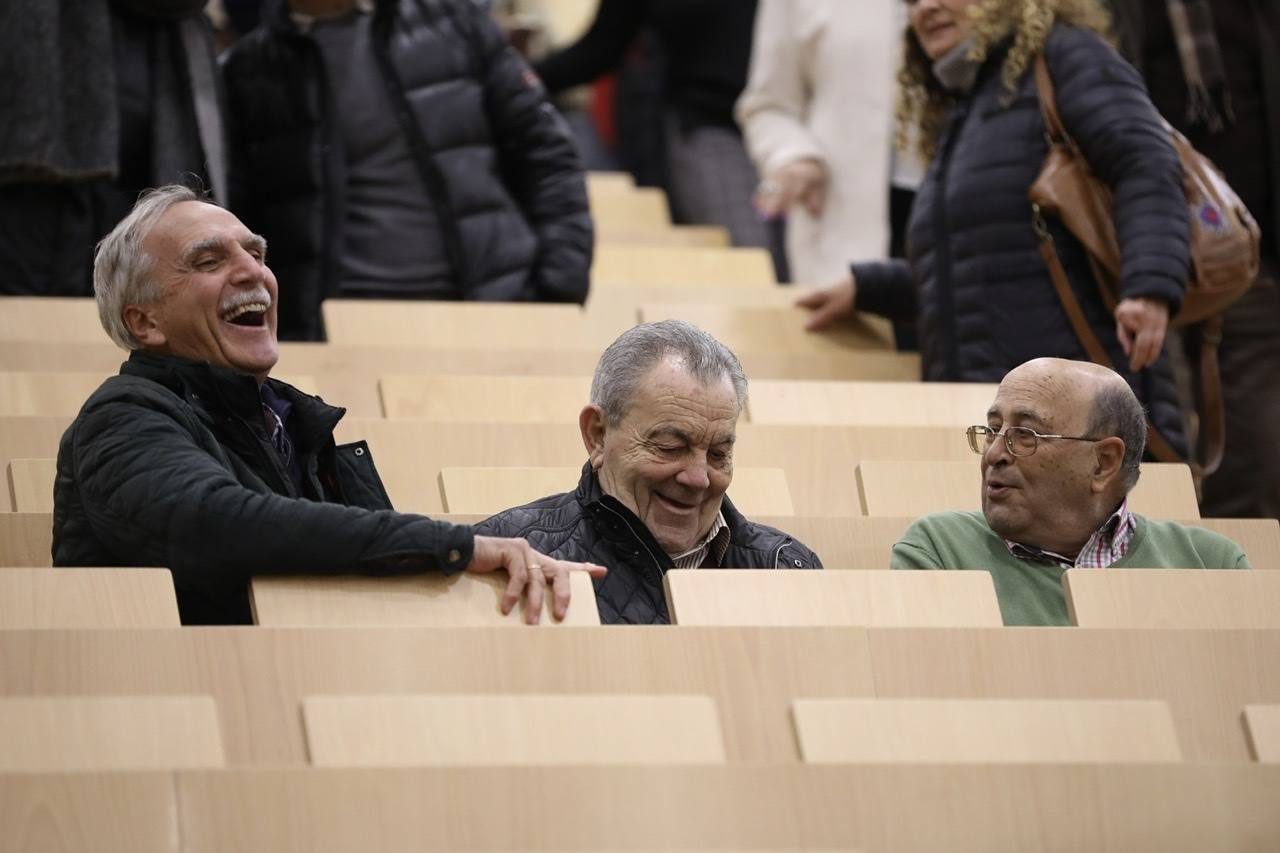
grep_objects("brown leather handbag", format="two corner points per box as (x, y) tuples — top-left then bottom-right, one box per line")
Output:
(1027, 54), (1261, 476)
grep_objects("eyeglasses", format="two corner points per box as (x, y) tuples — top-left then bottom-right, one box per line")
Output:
(966, 425), (1101, 457)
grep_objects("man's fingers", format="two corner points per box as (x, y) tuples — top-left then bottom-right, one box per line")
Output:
(577, 561), (608, 579)
(805, 298), (843, 331)
(794, 289), (826, 309)
(501, 550), (526, 616)
(549, 568), (571, 621)
(1115, 317), (1134, 356)
(523, 563), (546, 625)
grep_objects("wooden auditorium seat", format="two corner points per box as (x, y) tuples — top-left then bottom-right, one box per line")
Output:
(592, 245), (775, 286)
(791, 697), (1182, 763)
(0, 370), (316, 416)
(0, 513), (54, 566)
(1244, 704), (1280, 763)
(663, 569), (1002, 627)
(0, 297), (103, 343)
(855, 460), (1201, 518)
(251, 570), (600, 627)
(301, 694), (725, 766)
(321, 300), (621, 349)
(437, 465), (794, 516)
(640, 303), (896, 352)
(7, 458), (55, 513)
(378, 374), (591, 421)
(746, 380), (998, 427)
(0, 567), (179, 628)
(587, 185), (671, 228)
(1063, 569), (1280, 628)
(0, 696), (224, 772)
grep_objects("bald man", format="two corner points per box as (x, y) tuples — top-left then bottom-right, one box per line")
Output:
(892, 358), (1249, 625)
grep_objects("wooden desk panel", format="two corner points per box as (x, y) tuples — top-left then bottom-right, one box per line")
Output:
(8, 457), (54, 513)
(252, 570), (600, 627)
(792, 698), (1181, 763)
(747, 380), (997, 427)
(0, 772), (178, 853)
(379, 375), (591, 421)
(303, 694), (725, 766)
(593, 246), (774, 286)
(0, 567), (179, 628)
(0, 513), (53, 567)
(1065, 569), (1280, 628)
(1244, 704), (1280, 762)
(664, 570), (1001, 627)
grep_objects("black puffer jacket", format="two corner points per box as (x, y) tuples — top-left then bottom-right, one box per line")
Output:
(53, 351), (473, 624)
(221, 0), (592, 340)
(475, 463), (822, 624)
(854, 25), (1189, 453)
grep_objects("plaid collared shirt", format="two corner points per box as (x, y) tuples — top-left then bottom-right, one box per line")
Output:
(1004, 500), (1137, 569)
(670, 512), (731, 569)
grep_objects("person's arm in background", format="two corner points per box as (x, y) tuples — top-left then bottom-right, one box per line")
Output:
(1048, 26), (1189, 371)
(797, 258), (916, 329)
(465, 3), (593, 304)
(532, 0), (648, 95)
(735, 0), (828, 220)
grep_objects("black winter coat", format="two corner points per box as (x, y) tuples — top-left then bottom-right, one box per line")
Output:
(854, 25), (1189, 452)
(221, 0), (592, 340)
(52, 352), (473, 624)
(475, 463), (822, 624)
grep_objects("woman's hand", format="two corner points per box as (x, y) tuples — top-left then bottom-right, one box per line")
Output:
(796, 274), (856, 331)
(755, 158), (828, 219)
(1114, 297), (1170, 372)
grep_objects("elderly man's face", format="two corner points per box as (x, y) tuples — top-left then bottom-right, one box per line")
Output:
(132, 201), (279, 381)
(980, 364), (1101, 548)
(588, 355), (738, 555)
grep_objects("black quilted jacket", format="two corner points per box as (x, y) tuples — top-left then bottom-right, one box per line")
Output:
(221, 0), (592, 340)
(854, 25), (1189, 453)
(475, 463), (823, 624)
(52, 351), (474, 624)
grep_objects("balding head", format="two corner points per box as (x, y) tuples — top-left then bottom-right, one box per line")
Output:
(1002, 358), (1146, 491)
(979, 358), (1142, 557)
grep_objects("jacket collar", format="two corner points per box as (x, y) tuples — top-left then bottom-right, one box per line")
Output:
(120, 350), (346, 452)
(570, 461), (750, 560)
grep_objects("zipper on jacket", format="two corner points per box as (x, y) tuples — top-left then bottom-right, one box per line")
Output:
(932, 101), (972, 380)
(597, 501), (668, 585)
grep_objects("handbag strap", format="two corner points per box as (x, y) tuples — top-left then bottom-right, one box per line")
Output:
(1033, 213), (1213, 475)
(1033, 55), (1072, 147)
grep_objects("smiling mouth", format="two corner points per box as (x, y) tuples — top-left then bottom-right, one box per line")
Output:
(220, 302), (269, 328)
(656, 493), (698, 513)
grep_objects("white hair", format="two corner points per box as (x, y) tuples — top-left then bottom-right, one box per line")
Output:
(94, 185), (201, 350)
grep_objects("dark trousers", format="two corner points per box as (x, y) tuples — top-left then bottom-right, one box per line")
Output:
(1197, 258), (1280, 519)
(0, 182), (130, 297)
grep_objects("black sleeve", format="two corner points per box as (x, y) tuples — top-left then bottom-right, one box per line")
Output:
(1047, 26), (1190, 314)
(851, 258), (917, 322)
(66, 399), (473, 601)
(532, 0), (649, 94)
(464, 3), (593, 303)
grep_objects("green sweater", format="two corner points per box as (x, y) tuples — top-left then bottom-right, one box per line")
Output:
(891, 511), (1250, 626)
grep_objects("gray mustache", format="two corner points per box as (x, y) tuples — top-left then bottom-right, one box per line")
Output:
(218, 288), (273, 314)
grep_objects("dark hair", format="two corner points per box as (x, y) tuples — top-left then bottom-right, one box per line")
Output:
(1087, 382), (1146, 490)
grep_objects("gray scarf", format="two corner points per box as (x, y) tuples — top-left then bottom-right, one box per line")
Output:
(0, 0), (225, 202)
(932, 38), (982, 95)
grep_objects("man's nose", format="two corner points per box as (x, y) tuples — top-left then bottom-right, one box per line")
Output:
(675, 460), (711, 490)
(228, 246), (263, 283)
(984, 431), (1013, 466)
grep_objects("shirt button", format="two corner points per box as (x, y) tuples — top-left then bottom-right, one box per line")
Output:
(447, 549), (461, 562)
(353, 447), (365, 457)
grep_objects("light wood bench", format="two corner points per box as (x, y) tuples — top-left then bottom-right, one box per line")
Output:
(168, 764), (1280, 851)
(663, 569), (1002, 627)
(856, 459), (1201, 519)
(1244, 704), (1280, 763)
(438, 465), (794, 516)
(747, 380), (998, 427)
(1064, 569), (1280, 627)
(322, 300), (622, 349)
(0, 696), (223, 772)
(640, 303), (896, 352)
(791, 698), (1182, 763)
(0, 771), (178, 853)
(302, 694), (724, 766)
(378, 374), (591, 420)
(0, 513), (54, 566)
(0, 370), (315, 416)
(251, 570), (600, 627)
(8, 458), (55, 513)
(0, 567), (179, 628)
(593, 245), (776, 286)
(0, 297), (103, 342)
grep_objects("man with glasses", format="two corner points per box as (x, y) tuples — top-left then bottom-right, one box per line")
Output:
(891, 357), (1248, 625)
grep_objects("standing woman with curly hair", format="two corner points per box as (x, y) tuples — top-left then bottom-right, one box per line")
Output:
(799, 0), (1190, 454)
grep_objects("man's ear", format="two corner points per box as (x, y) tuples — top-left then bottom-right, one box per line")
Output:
(122, 303), (167, 350)
(1091, 436), (1126, 493)
(579, 405), (607, 469)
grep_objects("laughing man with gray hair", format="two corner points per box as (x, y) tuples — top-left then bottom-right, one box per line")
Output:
(53, 186), (604, 625)
(477, 320), (822, 624)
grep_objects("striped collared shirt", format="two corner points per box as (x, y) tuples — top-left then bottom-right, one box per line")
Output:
(670, 512), (731, 569)
(1004, 500), (1137, 569)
